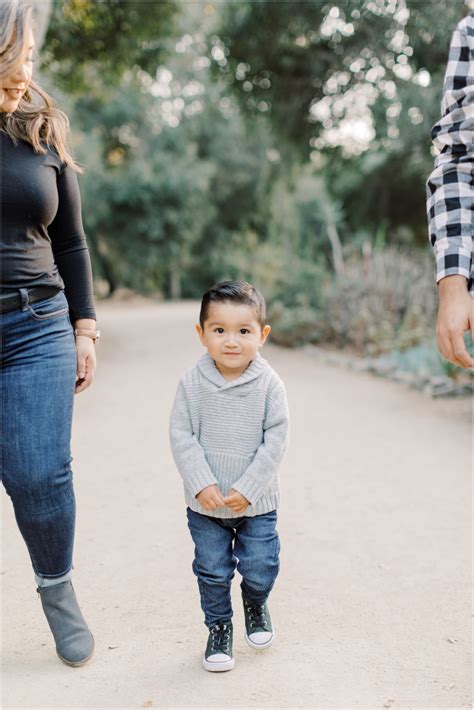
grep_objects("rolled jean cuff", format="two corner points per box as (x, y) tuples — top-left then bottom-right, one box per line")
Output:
(35, 569), (73, 588)
(241, 580), (274, 605)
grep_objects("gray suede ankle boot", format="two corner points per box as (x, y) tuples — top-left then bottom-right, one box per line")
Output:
(38, 581), (94, 666)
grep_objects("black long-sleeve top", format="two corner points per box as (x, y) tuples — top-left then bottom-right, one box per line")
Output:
(1, 131), (96, 321)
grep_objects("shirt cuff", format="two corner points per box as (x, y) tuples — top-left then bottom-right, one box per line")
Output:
(435, 250), (472, 283)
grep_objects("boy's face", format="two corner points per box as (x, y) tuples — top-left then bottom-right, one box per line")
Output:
(196, 301), (271, 379)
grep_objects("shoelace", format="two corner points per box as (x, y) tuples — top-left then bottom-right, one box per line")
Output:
(210, 622), (231, 653)
(245, 600), (269, 629)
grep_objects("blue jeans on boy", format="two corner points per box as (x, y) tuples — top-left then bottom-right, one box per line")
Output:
(186, 507), (280, 627)
(1, 291), (77, 579)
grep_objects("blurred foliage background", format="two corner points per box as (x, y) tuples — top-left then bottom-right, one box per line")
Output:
(40, 0), (470, 362)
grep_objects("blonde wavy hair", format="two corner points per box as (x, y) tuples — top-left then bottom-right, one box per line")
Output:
(0, 0), (81, 171)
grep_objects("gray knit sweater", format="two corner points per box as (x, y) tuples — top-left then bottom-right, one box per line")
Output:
(169, 351), (289, 518)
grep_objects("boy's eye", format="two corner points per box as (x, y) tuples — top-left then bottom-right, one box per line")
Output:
(240, 328), (250, 335)
(214, 327), (224, 334)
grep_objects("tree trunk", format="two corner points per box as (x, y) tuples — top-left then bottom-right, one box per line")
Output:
(169, 265), (182, 300)
(326, 218), (345, 279)
(87, 232), (118, 296)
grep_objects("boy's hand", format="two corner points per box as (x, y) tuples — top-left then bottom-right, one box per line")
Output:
(223, 489), (250, 514)
(196, 484), (226, 511)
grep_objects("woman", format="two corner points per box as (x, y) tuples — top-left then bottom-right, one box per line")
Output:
(1, 0), (98, 666)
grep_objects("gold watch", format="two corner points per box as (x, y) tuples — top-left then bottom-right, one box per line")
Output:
(74, 328), (101, 342)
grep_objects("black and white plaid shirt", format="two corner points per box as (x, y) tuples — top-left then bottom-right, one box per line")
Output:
(426, 12), (473, 293)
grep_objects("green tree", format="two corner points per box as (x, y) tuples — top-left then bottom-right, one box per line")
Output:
(75, 79), (215, 297)
(212, 1), (468, 242)
(215, 0), (466, 151)
(43, 0), (177, 93)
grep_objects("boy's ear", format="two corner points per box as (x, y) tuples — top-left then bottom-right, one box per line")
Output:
(195, 323), (205, 345)
(259, 324), (271, 346)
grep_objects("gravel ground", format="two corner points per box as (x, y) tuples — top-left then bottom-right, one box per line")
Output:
(2, 300), (472, 709)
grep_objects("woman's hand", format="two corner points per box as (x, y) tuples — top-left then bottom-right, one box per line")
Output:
(75, 335), (97, 394)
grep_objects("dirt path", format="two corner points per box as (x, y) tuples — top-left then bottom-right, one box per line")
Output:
(2, 301), (472, 709)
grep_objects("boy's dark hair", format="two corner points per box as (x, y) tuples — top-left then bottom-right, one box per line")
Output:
(199, 280), (266, 329)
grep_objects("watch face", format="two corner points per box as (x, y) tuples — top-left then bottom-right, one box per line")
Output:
(95, 329), (101, 341)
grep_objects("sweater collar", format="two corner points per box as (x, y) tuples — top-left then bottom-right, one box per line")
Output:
(197, 351), (268, 390)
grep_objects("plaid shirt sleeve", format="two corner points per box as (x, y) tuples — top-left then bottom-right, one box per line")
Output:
(426, 13), (473, 291)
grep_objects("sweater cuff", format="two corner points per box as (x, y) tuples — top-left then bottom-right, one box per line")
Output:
(232, 476), (267, 506)
(69, 309), (97, 323)
(187, 470), (219, 499)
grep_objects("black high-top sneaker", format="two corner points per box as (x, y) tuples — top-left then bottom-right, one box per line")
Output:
(203, 620), (234, 672)
(242, 597), (274, 649)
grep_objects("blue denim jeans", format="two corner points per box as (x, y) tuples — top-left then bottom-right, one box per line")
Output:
(1, 290), (77, 579)
(186, 507), (280, 627)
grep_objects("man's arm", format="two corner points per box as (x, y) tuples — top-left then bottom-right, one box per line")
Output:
(426, 14), (474, 368)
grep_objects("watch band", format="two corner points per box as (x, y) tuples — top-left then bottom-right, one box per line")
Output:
(74, 328), (100, 342)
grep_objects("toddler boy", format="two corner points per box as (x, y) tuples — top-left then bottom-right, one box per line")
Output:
(169, 280), (289, 672)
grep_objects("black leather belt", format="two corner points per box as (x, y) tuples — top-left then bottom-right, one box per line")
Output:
(0, 286), (62, 314)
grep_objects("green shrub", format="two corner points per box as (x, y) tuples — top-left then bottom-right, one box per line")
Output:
(269, 245), (438, 354)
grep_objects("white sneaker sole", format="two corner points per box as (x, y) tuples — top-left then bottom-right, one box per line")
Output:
(203, 656), (235, 672)
(244, 631), (274, 650)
